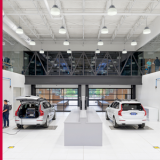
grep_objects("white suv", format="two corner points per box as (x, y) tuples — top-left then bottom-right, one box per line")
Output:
(106, 100), (147, 128)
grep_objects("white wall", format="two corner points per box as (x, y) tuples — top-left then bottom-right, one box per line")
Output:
(3, 70), (31, 120)
(136, 71), (160, 120)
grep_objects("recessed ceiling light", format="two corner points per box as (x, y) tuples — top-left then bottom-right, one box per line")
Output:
(50, 5), (60, 16)
(59, 26), (66, 34)
(98, 40), (103, 46)
(16, 27), (23, 34)
(63, 40), (69, 45)
(143, 27), (151, 34)
(131, 40), (137, 46)
(39, 49), (44, 54)
(95, 49), (100, 54)
(122, 49), (127, 54)
(67, 49), (72, 54)
(30, 40), (36, 45)
(101, 26), (108, 34)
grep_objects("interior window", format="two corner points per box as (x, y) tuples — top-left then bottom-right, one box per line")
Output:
(43, 103), (48, 109)
(114, 102), (119, 109)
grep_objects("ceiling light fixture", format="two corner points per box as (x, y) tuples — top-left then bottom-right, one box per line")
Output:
(30, 40), (36, 45)
(59, 26), (66, 34)
(101, 26), (108, 34)
(143, 17), (151, 34)
(95, 49), (100, 54)
(131, 40), (137, 46)
(16, 17), (23, 34)
(108, 0), (117, 16)
(63, 40), (69, 45)
(122, 42), (127, 54)
(39, 42), (44, 54)
(50, 5), (60, 16)
(98, 40), (103, 46)
(3, 42), (5, 45)
(67, 49), (72, 54)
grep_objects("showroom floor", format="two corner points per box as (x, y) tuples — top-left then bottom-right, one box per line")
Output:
(3, 112), (160, 160)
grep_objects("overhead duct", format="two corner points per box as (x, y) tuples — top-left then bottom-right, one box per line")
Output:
(3, 15), (31, 49)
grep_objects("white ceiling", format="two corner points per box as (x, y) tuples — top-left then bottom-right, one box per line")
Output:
(3, 0), (160, 44)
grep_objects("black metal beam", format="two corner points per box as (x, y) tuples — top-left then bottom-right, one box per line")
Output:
(25, 75), (142, 85)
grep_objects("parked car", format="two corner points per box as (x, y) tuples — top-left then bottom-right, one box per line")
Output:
(106, 99), (147, 128)
(15, 96), (56, 128)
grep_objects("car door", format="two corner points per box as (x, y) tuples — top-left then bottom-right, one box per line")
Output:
(46, 102), (54, 120)
(112, 102), (119, 119)
(43, 102), (50, 120)
(108, 102), (114, 119)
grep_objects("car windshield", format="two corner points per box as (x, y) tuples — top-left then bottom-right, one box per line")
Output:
(122, 103), (143, 111)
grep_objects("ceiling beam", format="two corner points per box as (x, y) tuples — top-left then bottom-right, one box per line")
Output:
(111, 0), (136, 43)
(125, 0), (160, 42)
(5, 12), (160, 16)
(32, 1), (55, 39)
(6, 0), (40, 39)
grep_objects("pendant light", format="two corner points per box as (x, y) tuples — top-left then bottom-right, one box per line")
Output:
(39, 42), (44, 54)
(3, 42), (5, 46)
(98, 40), (103, 46)
(101, 18), (108, 34)
(95, 49), (100, 54)
(67, 49), (72, 54)
(59, 26), (66, 34)
(122, 42), (127, 54)
(108, 0), (117, 16)
(30, 40), (36, 45)
(63, 40), (69, 45)
(16, 17), (23, 34)
(131, 40), (137, 46)
(143, 17), (151, 34)
(50, 5), (60, 16)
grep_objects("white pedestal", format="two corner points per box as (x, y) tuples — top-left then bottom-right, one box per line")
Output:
(64, 108), (102, 146)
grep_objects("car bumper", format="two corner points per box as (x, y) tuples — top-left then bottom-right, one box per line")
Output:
(117, 116), (147, 125)
(15, 116), (46, 125)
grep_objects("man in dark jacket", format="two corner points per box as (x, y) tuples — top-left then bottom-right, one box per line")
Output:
(154, 57), (160, 72)
(3, 100), (10, 128)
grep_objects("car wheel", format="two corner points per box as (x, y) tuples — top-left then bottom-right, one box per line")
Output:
(138, 123), (145, 128)
(52, 112), (56, 120)
(106, 112), (109, 120)
(113, 117), (119, 128)
(44, 117), (49, 128)
(17, 124), (23, 129)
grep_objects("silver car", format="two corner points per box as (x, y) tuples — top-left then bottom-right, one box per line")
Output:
(15, 96), (56, 128)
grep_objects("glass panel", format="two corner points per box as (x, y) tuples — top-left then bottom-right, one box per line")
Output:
(36, 56), (45, 75)
(73, 53), (83, 75)
(60, 52), (70, 75)
(48, 52), (59, 75)
(36, 89), (50, 99)
(108, 55), (118, 75)
(3, 31), (29, 75)
(121, 57), (131, 76)
(84, 52), (95, 75)
(89, 88), (131, 111)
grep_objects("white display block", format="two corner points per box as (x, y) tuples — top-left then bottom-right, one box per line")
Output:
(64, 108), (102, 146)
(144, 106), (159, 121)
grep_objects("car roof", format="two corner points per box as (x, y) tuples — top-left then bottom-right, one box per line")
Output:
(114, 100), (141, 104)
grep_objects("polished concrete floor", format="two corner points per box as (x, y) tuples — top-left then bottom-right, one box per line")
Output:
(3, 112), (160, 160)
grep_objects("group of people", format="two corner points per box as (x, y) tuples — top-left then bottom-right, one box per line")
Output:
(146, 57), (160, 74)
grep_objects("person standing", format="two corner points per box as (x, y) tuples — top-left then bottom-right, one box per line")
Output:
(3, 100), (10, 128)
(146, 59), (152, 74)
(154, 57), (160, 72)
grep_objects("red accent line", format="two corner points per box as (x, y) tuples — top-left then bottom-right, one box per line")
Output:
(1, 0), (3, 159)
